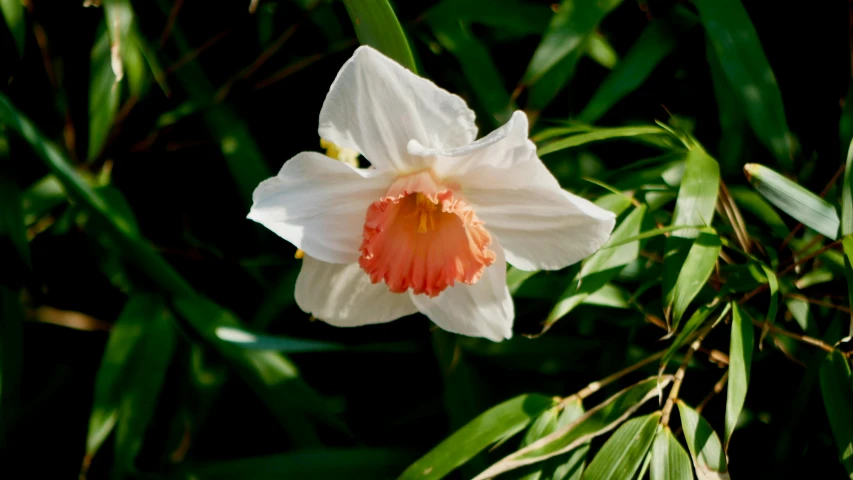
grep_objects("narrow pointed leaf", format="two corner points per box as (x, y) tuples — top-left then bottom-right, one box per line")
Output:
(512, 398), (589, 480)
(581, 413), (660, 480)
(744, 163), (839, 239)
(758, 264), (778, 344)
(0, 0), (24, 58)
(545, 206), (645, 329)
(523, 0), (622, 85)
(342, 0), (416, 72)
(695, 0), (793, 167)
(670, 231), (721, 329)
(0, 173), (29, 266)
(843, 139), (853, 235)
(724, 303), (754, 449)
(215, 326), (419, 353)
(819, 350), (853, 477)
(88, 25), (121, 161)
(473, 376), (672, 480)
(650, 427), (693, 480)
(677, 401), (730, 479)
(538, 126), (669, 156)
(399, 394), (557, 480)
(661, 303), (728, 372)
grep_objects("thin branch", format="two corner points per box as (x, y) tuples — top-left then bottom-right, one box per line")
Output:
(697, 370), (729, 414)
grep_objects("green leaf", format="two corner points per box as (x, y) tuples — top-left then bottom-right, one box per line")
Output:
(342, 0), (416, 72)
(88, 25), (121, 161)
(669, 231), (721, 329)
(399, 394), (557, 480)
(724, 303), (754, 449)
(579, 20), (679, 123)
(113, 298), (177, 476)
(0, 0), (24, 58)
(584, 32), (618, 70)
(428, 18), (512, 125)
(843, 236), (853, 329)
(511, 398), (589, 480)
(670, 149), (720, 240)
(545, 206), (645, 329)
(663, 149), (720, 313)
(0, 287), (23, 448)
(0, 173), (29, 266)
(819, 350), (853, 477)
(744, 163), (839, 239)
(661, 303), (729, 373)
(695, 0), (793, 168)
(538, 126), (670, 156)
(581, 413), (660, 480)
(842, 138), (853, 236)
(757, 264), (778, 344)
(523, 0), (622, 85)
(184, 448), (415, 480)
(650, 427), (693, 480)
(86, 295), (176, 473)
(728, 186), (789, 238)
(214, 326), (419, 353)
(472, 376), (672, 480)
(677, 401), (730, 479)
(507, 267), (540, 295)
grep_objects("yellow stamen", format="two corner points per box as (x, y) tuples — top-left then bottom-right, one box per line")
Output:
(320, 138), (360, 167)
(414, 193), (437, 234)
(294, 249), (305, 259)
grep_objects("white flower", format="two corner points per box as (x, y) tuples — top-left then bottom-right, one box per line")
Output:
(248, 46), (615, 342)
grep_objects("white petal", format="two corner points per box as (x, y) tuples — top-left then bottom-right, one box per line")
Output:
(410, 243), (514, 342)
(247, 152), (393, 264)
(408, 111), (544, 189)
(295, 256), (418, 326)
(319, 46), (477, 173)
(468, 179), (616, 271)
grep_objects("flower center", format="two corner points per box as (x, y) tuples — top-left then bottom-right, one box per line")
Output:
(359, 171), (496, 297)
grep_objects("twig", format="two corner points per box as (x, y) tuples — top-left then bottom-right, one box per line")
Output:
(159, 0), (185, 47)
(164, 29), (232, 75)
(560, 350), (666, 407)
(784, 293), (852, 314)
(660, 314), (724, 426)
(696, 370), (729, 414)
(751, 318), (834, 353)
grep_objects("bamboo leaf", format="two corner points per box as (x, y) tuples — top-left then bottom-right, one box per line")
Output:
(695, 0), (793, 167)
(545, 206), (645, 329)
(819, 350), (853, 477)
(670, 231), (721, 329)
(677, 401), (730, 479)
(215, 326), (419, 353)
(661, 303), (729, 373)
(724, 303), (754, 449)
(744, 163), (839, 239)
(650, 427), (693, 480)
(0, 171), (29, 267)
(399, 394), (557, 480)
(0, 0), (24, 58)
(88, 25), (121, 161)
(581, 413), (660, 480)
(473, 376), (672, 480)
(523, 0), (622, 85)
(538, 126), (670, 156)
(342, 0), (416, 72)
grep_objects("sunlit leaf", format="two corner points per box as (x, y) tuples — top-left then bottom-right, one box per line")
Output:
(661, 303), (728, 373)
(88, 25), (121, 161)
(473, 376), (672, 480)
(725, 303), (754, 449)
(819, 349), (853, 477)
(670, 231), (721, 329)
(538, 126), (670, 156)
(677, 401), (730, 479)
(584, 32), (618, 70)
(545, 206), (645, 330)
(581, 412), (660, 480)
(744, 163), (839, 239)
(650, 427), (693, 480)
(399, 394), (557, 480)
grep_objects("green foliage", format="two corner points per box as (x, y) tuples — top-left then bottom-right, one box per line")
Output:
(0, 0), (850, 478)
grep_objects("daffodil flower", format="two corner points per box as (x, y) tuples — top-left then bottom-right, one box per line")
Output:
(248, 46), (615, 342)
